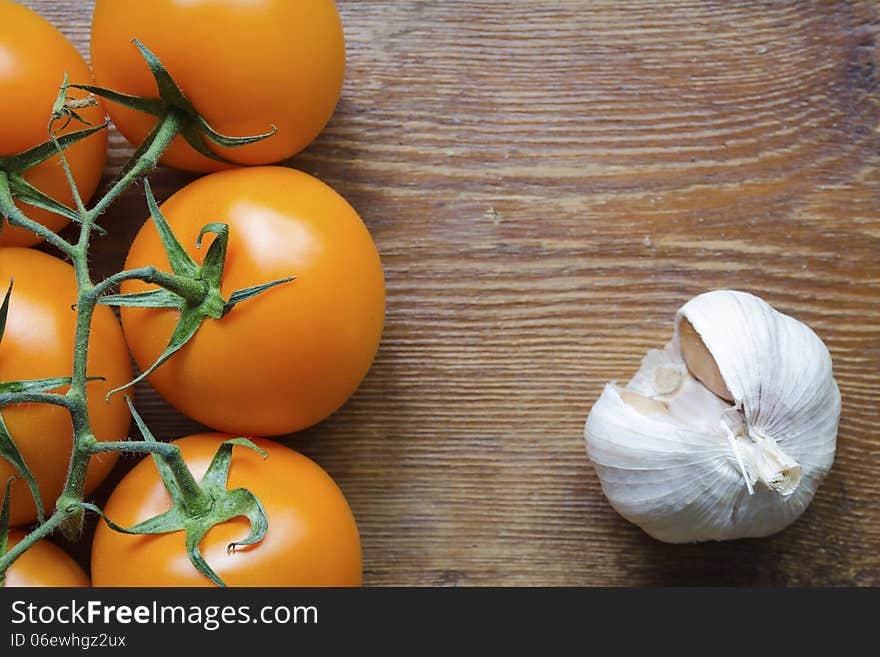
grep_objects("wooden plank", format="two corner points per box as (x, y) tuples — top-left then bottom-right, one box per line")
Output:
(14, 0), (880, 585)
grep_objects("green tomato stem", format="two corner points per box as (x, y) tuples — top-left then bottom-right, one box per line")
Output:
(0, 508), (71, 575)
(82, 110), (182, 235)
(48, 115), (180, 540)
(92, 266), (207, 306)
(47, 126), (87, 218)
(0, 391), (71, 408)
(91, 441), (211, 517)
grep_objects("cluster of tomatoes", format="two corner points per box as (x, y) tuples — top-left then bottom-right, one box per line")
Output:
(0, 0), (383, 586)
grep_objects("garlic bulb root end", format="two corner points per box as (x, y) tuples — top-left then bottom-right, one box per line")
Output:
(745, 430), (802, 496)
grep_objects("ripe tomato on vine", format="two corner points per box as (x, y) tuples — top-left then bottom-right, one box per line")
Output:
(90, 0), (345, 171)
(120, 167), (385, 436)
(91, 434), (362, 587)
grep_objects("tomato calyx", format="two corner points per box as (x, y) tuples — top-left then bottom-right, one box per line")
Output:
(80, 401), (269, 587)
(73, 39), (277, 168)
(98, 180), (294, 398)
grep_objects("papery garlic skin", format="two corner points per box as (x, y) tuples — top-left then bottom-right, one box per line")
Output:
(585, 290), (840, 543)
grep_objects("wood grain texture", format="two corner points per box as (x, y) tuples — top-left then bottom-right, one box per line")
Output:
(16, 0), (880, 586)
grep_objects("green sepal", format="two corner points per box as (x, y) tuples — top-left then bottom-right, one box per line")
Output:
(98, 288), (184, 310)
(0, 376), (79, 396)
(0, 417), (43, 524)
(132, 39), (191, 112)
(125, 398), (185, 508)
(71, 85), (165, 117)
(196, 222), (228, 250)
(4, 175), (80, 222)
(194, 114), (277, 149)
(80, 402), (270, 588)
(80, 500), (204, 572)
(105, 305), (203, 399)
(72, 39), (275, 166)
(0, 476), (12, 585)
(197, 223), (229, 295)
(125, 396), (183, 506)
(206, 487), (268, 554)
(203, 438), (268, 487)
(113, 275), (292, 396)
(179, 122), (238, 165)
(223, 278), (295, 317)
(0, 281), (10, 344)
(0, 124), (107, 174)
(144, 180), (199, 277)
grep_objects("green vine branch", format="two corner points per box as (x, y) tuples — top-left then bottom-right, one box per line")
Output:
(0, 507), (73, 576)
(0, 41), (285, 586)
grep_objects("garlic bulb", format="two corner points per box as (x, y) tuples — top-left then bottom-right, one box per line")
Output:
(584, 290), (840, 543)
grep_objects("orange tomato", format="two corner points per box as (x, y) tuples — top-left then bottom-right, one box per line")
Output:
(120, 167), (385, 436)
(3, 529), (89, 587)
(90, 0), (345, 172)
(91, 433), (361, 587)
(0, 0), (107, 247)
(0, 248), (132, 526)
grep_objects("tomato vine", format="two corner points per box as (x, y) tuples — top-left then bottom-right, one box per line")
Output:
(0, 43), (286, 587)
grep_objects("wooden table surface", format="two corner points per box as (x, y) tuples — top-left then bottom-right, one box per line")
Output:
(22, 0), (879, 586)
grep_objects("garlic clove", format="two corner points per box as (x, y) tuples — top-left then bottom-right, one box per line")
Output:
(653, 366), (683, 395)
(677, 317), (733, 401)
(619, 389), (669, 415)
